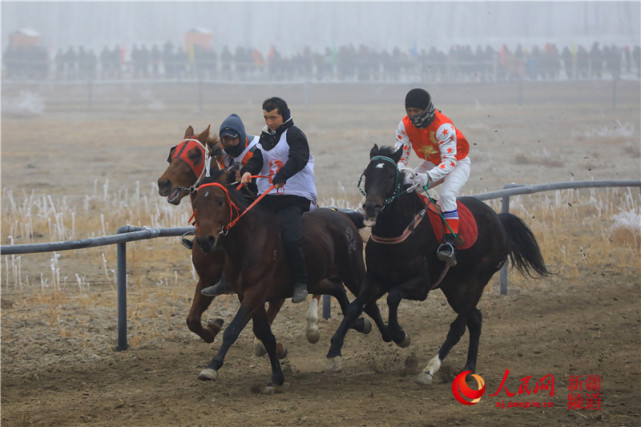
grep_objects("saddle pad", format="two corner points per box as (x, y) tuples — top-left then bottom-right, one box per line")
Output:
(418, 194), (478, 249)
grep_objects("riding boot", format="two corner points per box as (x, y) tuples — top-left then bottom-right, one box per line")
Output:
(200, 275), (234, 297)
(437, 233), (457, 267)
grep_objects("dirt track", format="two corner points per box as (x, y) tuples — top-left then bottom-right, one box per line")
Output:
(2, 268), (639, 426)
(2, 81), (640, 425)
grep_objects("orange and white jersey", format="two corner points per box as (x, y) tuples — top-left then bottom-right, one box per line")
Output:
(395, 110), (469, 182)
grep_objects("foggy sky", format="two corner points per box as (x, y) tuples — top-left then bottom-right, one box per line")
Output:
(2, 1), (640, 55)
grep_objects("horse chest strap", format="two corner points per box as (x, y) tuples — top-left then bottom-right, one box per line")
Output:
(370, 210), (426, 245)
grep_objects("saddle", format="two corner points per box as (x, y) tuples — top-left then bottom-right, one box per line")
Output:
(417, 194), (478, 250)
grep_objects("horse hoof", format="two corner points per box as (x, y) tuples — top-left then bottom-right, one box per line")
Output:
(198, 368), (218, 381)
(361, 318), (372, 335)
(208, 318), (224, 332)
(277, 343), (288, 359)
(325, 356), (343, 372)
(416, 372), (433, 385)
(395, 334), (411, 348)
(306, 325), (320, 344)
(254, 340), (267, 357)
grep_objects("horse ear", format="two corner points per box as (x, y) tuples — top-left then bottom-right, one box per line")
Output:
(369, 144), (379, 158)
(391, 146), (403, 163)
(184, 125), (194, 138)
(197, 125), (211, 143)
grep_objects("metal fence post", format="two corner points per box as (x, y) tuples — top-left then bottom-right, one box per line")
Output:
(87, 79), (93, 109)
(116, 240), (128, 350)
(499, 183), (520, 295)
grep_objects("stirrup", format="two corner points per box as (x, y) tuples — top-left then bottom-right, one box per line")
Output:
(181, 231), (194, 250)
(437, 242), (457, 267)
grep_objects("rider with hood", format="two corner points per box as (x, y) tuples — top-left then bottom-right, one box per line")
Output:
(200, 113), (259, 297)
(216, 113), (259, 174)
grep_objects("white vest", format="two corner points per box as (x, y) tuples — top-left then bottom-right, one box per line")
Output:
(257, 129), (317, 204)
(223, 135), (259, 167)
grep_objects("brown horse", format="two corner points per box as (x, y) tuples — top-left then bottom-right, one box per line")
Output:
(326, 145), (549, 383)
(157, 125), (228, 344)
(191, 175), (386, 391)
(157, 127), (317, 356)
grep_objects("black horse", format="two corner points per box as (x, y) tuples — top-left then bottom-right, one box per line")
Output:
(326, 145), (549, 383)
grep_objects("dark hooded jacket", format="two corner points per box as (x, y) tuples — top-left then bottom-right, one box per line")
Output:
(219, 113), (256, 158)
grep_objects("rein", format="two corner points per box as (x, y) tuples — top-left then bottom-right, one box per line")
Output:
(192, 176), (275, 235)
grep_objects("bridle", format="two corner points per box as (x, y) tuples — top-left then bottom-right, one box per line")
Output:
(192, 178), (275, 236)
(358, 155), (409, 209)
(360, 154), (451, 289)
(167, 138), (214, 194)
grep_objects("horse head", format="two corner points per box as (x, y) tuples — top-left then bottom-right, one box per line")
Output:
(192, 175), (246, 253)
(360, 144), (405, 219)
(157, 125), (221, 205)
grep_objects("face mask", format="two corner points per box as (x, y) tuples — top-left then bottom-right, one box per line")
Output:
(410, 102), (436, 128)
(224, 139), (245, 158)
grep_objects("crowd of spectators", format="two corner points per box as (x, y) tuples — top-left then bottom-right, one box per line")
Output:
(3, 41), (640, 83)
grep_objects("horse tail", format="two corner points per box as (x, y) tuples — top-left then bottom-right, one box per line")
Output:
(335, 208), (366, 230)
(498, 213), (550, 278)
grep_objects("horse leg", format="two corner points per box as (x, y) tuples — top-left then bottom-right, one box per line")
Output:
(316, 277), (372, 335)
(362, 303), (392, 342)
(386, 287), (411, 347)
(305, 294), (321, 344)
(254, 299), (288, 359)
(252, 308), (285, 392)
(186, 278), (223, 343)
(326, 294), (369, 371)
(416, 314), (467, 385)
(463, 308), (482, 373)
(198, 303), (252, 381)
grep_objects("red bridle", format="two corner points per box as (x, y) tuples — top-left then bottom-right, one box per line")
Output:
(170, 138), (206, 179)
(191, 178), (275, 234)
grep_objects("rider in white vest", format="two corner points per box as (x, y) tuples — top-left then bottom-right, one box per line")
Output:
(240, 97), (317, 303)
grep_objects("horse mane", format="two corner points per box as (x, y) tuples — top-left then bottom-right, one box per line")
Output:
(208, 135), (222, 159)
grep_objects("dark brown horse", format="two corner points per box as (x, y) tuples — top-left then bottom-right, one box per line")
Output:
(157, 127), (319, 356)
(326, 145), (549, 383)
(191, 175), (386, 391)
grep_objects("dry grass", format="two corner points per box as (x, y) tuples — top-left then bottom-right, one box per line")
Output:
(2, 184), (639, 347)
